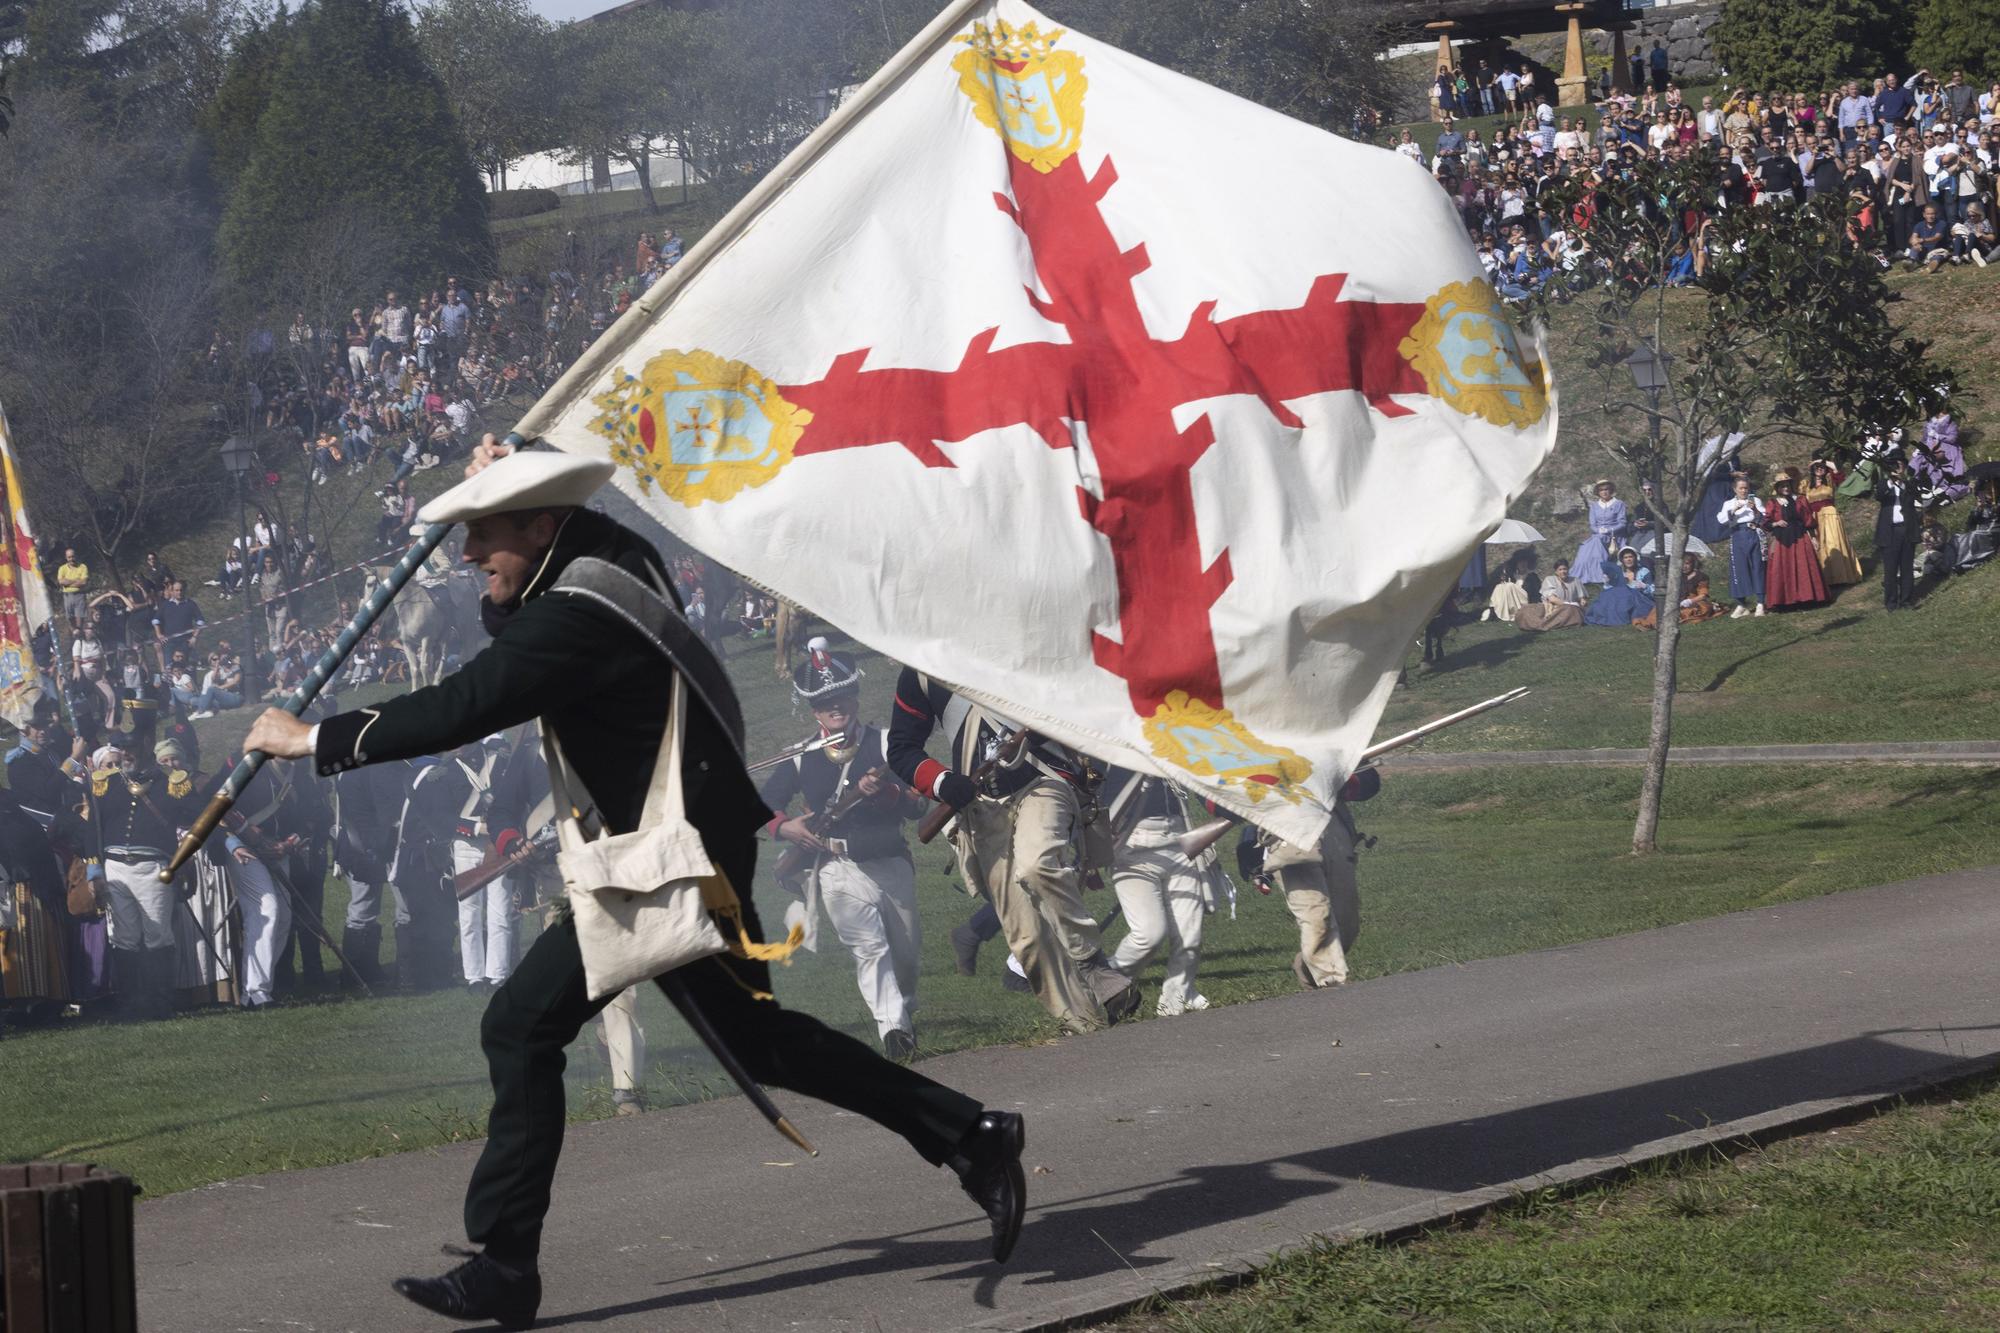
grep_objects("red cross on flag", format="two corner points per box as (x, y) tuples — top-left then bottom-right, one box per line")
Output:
(523, 0), (1558, 845)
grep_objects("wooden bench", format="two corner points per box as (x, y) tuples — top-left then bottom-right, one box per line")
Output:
(0, 1164), (137, 1333)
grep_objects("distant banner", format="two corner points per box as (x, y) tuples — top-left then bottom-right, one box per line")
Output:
(0, 401), (54, 727)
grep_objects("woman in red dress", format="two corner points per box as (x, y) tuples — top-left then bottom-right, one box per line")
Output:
(1764, 468), (1829, 610)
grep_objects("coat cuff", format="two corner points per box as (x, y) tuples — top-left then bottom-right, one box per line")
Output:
(314, 708), (379, 776)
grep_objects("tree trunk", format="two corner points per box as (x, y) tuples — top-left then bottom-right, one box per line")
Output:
(1632, 522), (1689, 853)
(628, 147), (661, 215)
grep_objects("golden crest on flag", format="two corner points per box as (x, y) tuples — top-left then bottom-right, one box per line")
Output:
(589, 349), (813, 508)
(1143, 690), (1312, 805)
(1398, 281), (1551, 429)
(952, 19), (1086, 173)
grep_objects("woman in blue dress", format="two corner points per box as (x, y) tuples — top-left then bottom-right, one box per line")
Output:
(1715, 474), (1766, 617)
(1572, 479), (1629, 586)
(1584, 546), (1656, 626)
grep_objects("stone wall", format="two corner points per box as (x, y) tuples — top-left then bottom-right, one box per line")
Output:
(1591, 2), (1724, 85)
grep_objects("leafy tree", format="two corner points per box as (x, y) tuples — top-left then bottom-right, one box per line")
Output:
(198, 4), (291, 194)
(1518, 151), (1951, 853)
(415, 0), (555, 190)
(217, 0), (493, 303)
(1909, 0), (2000, 81)
(1713, 0), (1872, 90)
(838, 0), (1393, 135)
(0, 0), (254, 127)
(552, 5), (704, 214)
(0, 86), (225, 576)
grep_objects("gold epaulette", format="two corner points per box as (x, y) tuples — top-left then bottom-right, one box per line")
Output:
(90, 769), (113, 798)
(167, 770), (192, 799)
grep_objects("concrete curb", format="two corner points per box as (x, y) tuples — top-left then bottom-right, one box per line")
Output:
(1381, 741), (2000, 770)
(977, 1051), (2000, 1333)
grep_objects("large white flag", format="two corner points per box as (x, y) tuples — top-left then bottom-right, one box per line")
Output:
(531, 0), (1557, 844)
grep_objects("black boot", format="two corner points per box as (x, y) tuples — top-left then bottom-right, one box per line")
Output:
(391, 1246), (540, 1330)
(342, 925), (381, 990)
(949, 923), (983, 976)
(144, 947), (179, 1020)
(949, 1112), (1027, 1264)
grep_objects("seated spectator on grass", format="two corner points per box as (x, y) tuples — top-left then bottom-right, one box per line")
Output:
(1678, 554), (1726, 622)
(1514, 559), (1585, 631)
(1484, 549), (1537, 622)
(184, 649), (242, 719)
(1907, 204), (1952, 269)
(1915, 404), (1969, 502)
(1585, 546), (1656, 627)
(1954, 480), (2000, 572)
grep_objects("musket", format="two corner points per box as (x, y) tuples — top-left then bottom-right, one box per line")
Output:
(916, 729), (1027, 845)
(1358, 686), (1531, 764)
(454, 827), (556, 901)
(771, 765), (894, 886)
(1171, 687), (1532, 861)
(745, 733), (838, 775)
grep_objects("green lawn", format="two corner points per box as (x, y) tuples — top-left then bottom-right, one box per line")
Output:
(4, 757), (1994, 1198)
(1103, 1069), (2000, 1332)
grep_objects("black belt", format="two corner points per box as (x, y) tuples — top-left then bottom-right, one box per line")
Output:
(104, 847), (166, 864)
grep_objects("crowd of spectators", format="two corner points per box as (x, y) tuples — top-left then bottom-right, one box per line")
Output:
(60, 223), (701, 721)
(1408, 58), (2000, 295)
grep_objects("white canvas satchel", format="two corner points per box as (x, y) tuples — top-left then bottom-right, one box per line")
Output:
(544, 677), (729, 1001)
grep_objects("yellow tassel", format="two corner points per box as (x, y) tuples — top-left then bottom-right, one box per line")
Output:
(699, 871), (805, 967)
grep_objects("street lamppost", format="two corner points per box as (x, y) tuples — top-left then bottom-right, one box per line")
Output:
(1626, 340), (1671, 618)
(220, 434), (259, 700)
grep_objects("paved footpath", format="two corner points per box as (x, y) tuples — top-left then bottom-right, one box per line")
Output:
(1380, 740), (2000, 769)
(137, 867), (2000, 1333)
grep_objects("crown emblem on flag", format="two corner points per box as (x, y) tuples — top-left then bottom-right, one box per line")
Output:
(591, 349), (813, 507)
(953, 19), (1086, 173)
(958, 19), (1065, 64)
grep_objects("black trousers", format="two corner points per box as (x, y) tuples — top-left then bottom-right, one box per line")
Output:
(464, 846), (983, 1264)
(1880, 525), (1916, 608)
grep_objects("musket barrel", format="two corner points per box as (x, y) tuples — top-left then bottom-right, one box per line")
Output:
(1359, 686), (1530, 764)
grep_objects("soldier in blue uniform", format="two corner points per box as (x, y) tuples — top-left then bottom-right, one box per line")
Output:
(760, 644), (929, 1060)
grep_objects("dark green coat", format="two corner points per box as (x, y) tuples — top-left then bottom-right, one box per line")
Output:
(314, 510), (768, 857)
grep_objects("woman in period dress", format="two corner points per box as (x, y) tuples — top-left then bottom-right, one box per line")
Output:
(1515, 559), (1585, 631)
(1572, 479), (1628, 586)
(1485, 549), (1537, 622)
(1802, 459), (1863, 586)
(1954, 479), (2000, 573)
(1763, 469), (1829, 610)
(1585, 546), (1656, 626)
(1716, 473), (1766, 617)
(1678, 553), (1727, 622)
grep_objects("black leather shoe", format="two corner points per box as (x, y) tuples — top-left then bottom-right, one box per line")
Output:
(951, 1111), (1027, 1264)
(883, 1028), (917, 1062)
(950, 923), (983, 975)
(392, 1246), (541, 1329)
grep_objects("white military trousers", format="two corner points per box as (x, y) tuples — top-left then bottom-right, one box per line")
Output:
(451, 839), (516, 986)
(816, 855), (920, 1041)
(1109, 816), (1207, 1014)
(101, 858), (176, 952)
(599, 988), (645, 1092)
(226, 855), (291, 1007)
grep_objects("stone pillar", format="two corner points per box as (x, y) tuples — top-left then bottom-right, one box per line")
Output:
(1610, 26), (1634, 94)
(1556, 3), (1589, 107)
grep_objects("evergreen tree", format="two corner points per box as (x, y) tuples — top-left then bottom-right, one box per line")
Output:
(1909, 0), (2000, 82)
(217, 0), (493, 303)
(199, 7), (291, 195)
(1713, 0), (1869, 90)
